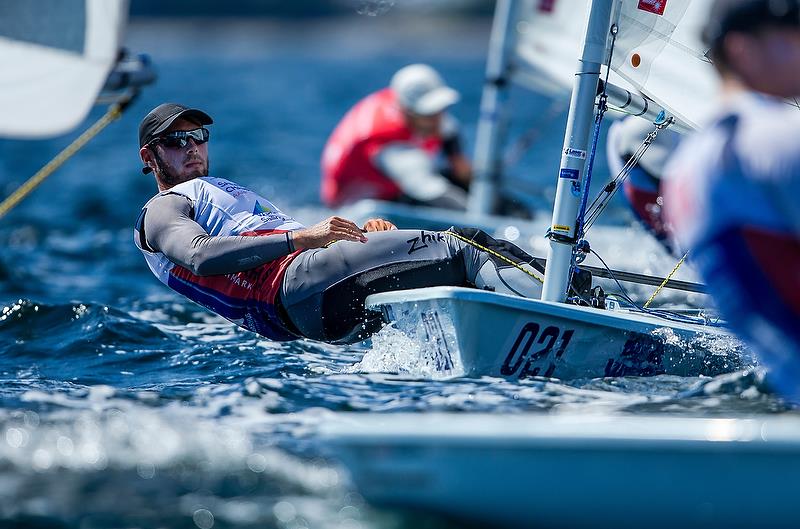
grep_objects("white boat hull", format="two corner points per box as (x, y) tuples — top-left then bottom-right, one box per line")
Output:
(366, 287), (749, 379)
(322, 412), (800, 529)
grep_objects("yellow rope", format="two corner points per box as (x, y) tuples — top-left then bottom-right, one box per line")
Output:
(446, 229), (544, 284)
(0, 103), (124, 220)
(643, 250), (689, 309)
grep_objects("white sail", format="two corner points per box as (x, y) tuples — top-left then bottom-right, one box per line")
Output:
(512, 0), (638, 97)
(609, 1), (718, 130)
(512, 0), (721, 130)
(0, 0), (128, 138)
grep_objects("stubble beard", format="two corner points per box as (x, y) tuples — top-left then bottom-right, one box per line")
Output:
(154, 150), (210, 188)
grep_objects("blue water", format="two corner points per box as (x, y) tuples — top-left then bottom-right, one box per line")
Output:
(0, 16), (786, 528)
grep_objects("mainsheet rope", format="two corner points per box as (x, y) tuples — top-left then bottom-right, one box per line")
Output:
(643, 250), (690, 309)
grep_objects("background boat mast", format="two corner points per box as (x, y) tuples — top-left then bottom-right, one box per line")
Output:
(469, 0), (520, 216)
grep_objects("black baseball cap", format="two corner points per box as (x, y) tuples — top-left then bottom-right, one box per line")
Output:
(703, 0), (800, 49)
(138, 103), (213, 148)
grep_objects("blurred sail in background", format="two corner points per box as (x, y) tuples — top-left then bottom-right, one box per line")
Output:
(513, 0), (585, 97)
(0, 0), (128, 138)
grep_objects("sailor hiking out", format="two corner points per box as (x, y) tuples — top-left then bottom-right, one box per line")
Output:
(135, 103), (548, 344)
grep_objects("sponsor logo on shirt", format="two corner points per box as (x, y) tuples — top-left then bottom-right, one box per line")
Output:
(225, 273), (254, 290)
(253, 201), (272, 215)
(252, 200), (288, 223)
(214, 179), (249, 198)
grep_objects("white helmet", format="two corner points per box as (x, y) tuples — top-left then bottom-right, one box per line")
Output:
(390, 64), (460, 116)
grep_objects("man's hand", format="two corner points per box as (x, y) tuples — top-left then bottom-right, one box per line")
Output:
(362, 218), (397, 232)
(291, 216), (368, 250)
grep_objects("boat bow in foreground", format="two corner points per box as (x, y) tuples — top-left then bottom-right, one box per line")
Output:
(323, 412), (800, 529)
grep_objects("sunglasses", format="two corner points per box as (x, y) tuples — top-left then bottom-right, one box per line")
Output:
(150, 127), (210, 149)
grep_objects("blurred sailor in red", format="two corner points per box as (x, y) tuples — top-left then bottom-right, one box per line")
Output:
(321, 64), (472, 209)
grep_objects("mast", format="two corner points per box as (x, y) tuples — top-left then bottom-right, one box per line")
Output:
(541, 0), (615, 303)
(469, 0), (520, 216)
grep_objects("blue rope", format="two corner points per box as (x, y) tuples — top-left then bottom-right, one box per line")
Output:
(566, 24), (616, 296)
(575, 24), (616, 244)
(576, 98), (607, 241)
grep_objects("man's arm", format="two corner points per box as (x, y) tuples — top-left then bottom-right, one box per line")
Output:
(143, 193), (295, 276)
(144, 194), (374, 275)
(373, 144), (468, 209)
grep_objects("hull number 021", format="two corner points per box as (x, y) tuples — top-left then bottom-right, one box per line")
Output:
(501, 322), (574, 378)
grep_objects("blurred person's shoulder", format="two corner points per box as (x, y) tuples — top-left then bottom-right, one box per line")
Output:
(733, 93), (800, 183)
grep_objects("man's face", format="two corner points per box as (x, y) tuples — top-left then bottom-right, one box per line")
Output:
(724, 27), (800, 97)
(142, 117), (210, 189)
(406, 111), (443, 138)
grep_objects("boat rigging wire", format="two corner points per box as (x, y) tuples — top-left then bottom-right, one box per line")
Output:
(589, 249), (717, 326)
(582, 117), (674, 233)
(531, 257), (705, 294)
(566, 21), (618, 295)
(566, 30), (686, 309)
(0, 92), (139, 221)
